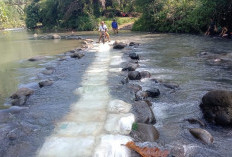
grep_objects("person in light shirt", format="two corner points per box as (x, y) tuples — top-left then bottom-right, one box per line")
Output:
(98, 21), (110, 43)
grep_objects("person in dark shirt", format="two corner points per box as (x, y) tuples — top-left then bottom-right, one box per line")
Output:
(205, 18), (217, 36)
(111, 19), (118, 34)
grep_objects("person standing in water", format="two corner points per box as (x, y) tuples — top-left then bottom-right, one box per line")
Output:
(111, 19), (118, 34)
(98, 21), (110, 43)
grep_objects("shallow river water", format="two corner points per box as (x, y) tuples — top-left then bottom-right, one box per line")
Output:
(0, 31), (232, 157)
(0, 30), (82, 108)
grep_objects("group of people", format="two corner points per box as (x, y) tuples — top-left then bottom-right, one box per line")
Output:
(98, 19), (119, 43)
(205, 18), (231, 38)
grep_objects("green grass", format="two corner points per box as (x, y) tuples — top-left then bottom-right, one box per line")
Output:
(96, 17), (138, 30)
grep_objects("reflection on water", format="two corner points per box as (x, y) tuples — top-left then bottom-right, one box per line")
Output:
(0, 30), (81, 108)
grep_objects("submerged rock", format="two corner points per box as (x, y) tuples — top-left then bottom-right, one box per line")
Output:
(41, 69), (54, 75)
(140, 71), (151, 78)
(10, 88), (34, 106)
(129, 42), (139, 47)
(122, 63), (138, 71)
(130, 123), (159, 142)
(128, 71), (141, 80)
(39, 80), (54, 88)
(113, 41), (127, 49)
(52, 34), (61, 39)
(135, 91), (148, 100)
(185, 118), (206, 127)
(121, 77), (129, 85)
(129, 53), (140, 60)
(145, 88), (160, 98)
(28, 56), (46, 62)
(132, 101), (156, 124)
(127, 84), (142, 93)
(189, 128), (214, 144)
(200, 90), (232, 126)
(162, 83), (179, 89)
(71, 52), (85, 59)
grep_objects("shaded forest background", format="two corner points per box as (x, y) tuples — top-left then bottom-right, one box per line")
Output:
(0, 0), (231, 33)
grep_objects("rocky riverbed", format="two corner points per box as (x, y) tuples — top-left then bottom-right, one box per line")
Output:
(0, 32), (232, 157)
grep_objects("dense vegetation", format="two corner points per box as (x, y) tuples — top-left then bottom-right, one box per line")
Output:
(25, 0), (136, 30)
(1, 0), (231, 34)
(0, 0), (30, 29)
(133, 0), (232, 33)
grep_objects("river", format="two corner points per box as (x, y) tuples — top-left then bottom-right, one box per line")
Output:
(0, 29), (82, 108)
(0, 31), (232, 157)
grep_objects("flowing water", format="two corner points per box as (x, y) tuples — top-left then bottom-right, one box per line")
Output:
(0, 30), (81, 108)
(126, 33), (232, 156)
(1, 31), (232, 157)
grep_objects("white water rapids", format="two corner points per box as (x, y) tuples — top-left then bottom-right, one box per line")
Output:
(37, 43), (135, 157)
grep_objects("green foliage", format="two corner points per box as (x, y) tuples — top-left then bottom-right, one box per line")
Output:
(25, 1), (40, 28)
(0, 1), (25, 29)
(133, 0), (232, 33)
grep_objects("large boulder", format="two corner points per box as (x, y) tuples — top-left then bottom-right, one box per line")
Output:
(113, 41), (127, 49)
(132, 101), (156, 124)
(200, 90), (232, 126)
(130, 123), (159, 142)
(10, 88), (34, 106)
(129, 53), (140, 60)
(128, 71), (141, 80)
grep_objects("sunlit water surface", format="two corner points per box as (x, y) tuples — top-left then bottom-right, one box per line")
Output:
(0, 30), (81, 108)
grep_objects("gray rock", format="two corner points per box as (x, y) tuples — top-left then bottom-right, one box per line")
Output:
(140, 71), (151, 78)
(28, 56), (46, 62)
(39, 80), (54, 88)
(52, 34), (61, 39)
(10, 88), (34, 99)
(122, 63), (138, 71)
(135, 91), (148, 100)
(189, 128), (214, 144)
(121, 77), (129, 85)
(71, 52), (85, 59)
(127, 84), (142, 93)
(145, 88), (160, 98)
(41, 69), (54, 75)
(185, 118), (206, 127)
(132, 101), (156, 124)
(128, 71), (141, 80)
(130, 123), (159, 142)
(113, 41), (127, 49)
(129, 53), (140, 60)
(129, 42), (139, 46)
(10, 88), (34, 106)
(200, 90), (232, 126)
(162, 83), (179, 89)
